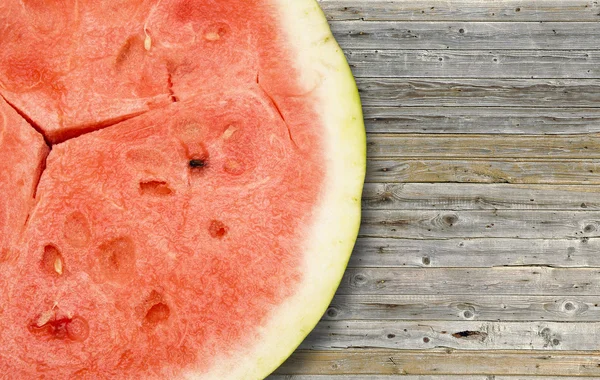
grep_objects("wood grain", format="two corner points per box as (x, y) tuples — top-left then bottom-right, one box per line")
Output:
(277, 377), (598, 380)
(347, 50), (600, 79)
(331, 21), (600, 50)
(362, 183), (600, 210)
(357, 79), (600, 108)
(325, 294), (600, 321)
(319, 0), (600, 21)
(273, 349), (600, 376)
(367, 134), (600, 159)
(339, 267), (600, 296)
(351, 237), (598, 268)
(300, 320), (600, 350)
(360, 209), (600, 239)
(364, 107), (600, 134)
(367, 159), (600, 184)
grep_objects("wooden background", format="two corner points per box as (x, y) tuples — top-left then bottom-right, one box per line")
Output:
(270, 0), (600, 378)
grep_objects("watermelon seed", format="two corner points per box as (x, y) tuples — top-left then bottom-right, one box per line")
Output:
(54, 256), (63, 275)
(41, 245), (65, 276)
(189, 159), (206, 169)
(223, 125), (237, 140)
(204, 32), (221, 41)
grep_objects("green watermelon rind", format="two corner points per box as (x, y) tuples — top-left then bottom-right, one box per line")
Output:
(193, 1), (366, 379)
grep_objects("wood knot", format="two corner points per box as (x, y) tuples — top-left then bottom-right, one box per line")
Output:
(442, 214), (459, 226)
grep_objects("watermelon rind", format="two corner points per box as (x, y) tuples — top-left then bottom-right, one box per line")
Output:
(194, 1), (366, 379)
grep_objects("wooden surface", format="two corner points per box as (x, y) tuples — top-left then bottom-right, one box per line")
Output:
(270, 0), (600, 378)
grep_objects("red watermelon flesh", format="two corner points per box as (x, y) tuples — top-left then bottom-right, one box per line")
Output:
(0, 0), (365, 378)
(0, 96), (49, 266)
(0, 1), (286, 144)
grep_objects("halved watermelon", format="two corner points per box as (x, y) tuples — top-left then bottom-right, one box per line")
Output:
(0, 0), (365, 378)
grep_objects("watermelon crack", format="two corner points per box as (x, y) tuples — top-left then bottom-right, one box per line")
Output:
(256, 72), (299, 149)
(0, 94), (52, 148)
(167, 72), (179, 103)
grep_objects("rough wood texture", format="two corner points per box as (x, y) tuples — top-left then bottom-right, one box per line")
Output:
(347, 50), (600, 79)
(319, 0), (600, 21)
(364, 107), (600, 134)
(331, 22), (600, 50)
(273, 350), (600, 376)
(269, 1), (600, 378)
(358, 79), (600, 108)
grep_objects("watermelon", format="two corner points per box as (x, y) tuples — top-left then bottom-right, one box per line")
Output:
(0, 0), (365, 378)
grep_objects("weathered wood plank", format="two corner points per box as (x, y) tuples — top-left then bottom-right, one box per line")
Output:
(367, 159), (600, 184)
(325, 294), (600, 321)
(360, 209), (600, 239)
(301, 320), (600, 351)
(271, 376), (589, 380)
(351, 237), (596, 268)
(362, 183), (600, 210)
(347, 50), (600, 79)
(358, 79), (600, 108)
(339, 267), (600, 296)
(364, 107), (600, 134)
(273, 349), (600, 376)
(367, 134), (600, 159)
(270, 376), (588, 380)
(319, 0), (599, 22)
(331, 22), (600, 50)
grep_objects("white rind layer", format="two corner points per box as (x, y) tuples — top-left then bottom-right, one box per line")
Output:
(190, 1), (366, 379)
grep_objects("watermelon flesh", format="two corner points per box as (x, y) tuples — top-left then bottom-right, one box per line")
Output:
(0, 0), (365, 378)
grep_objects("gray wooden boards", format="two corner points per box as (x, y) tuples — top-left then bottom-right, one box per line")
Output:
(269, 0), (600, 378)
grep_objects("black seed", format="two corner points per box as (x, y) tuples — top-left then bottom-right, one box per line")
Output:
(189, 159), (206, 168)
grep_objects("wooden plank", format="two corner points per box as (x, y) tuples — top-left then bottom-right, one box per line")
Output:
(331, 21), (600, 50)
(273, 349), (600, 376)
(367, 134), (600, 159)
(338, 267), (600, 296)
(300, 320), (600, 351)
(271, 378), (577, 380)
(319, 0), (599, 22)
(364, 107), (600, 134)
(351, 237), (599, 268)
(347, 50), (600, 79)
(325, 294), (600, 321)
(270, 376), (589, 380)
(362, 183), (600, 210)
(360, 209), (600, 239)
(366, 159), (600, 185)
(357, 79), (600, 108)
(271, 376), (490, 380)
